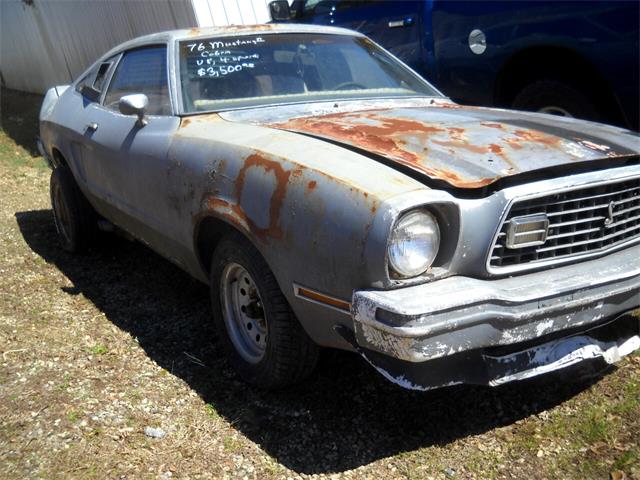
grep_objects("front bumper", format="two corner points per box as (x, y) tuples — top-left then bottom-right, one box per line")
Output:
(350, 246), (640, 389)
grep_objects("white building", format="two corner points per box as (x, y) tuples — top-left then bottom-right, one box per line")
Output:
(0, 0), (274, 93)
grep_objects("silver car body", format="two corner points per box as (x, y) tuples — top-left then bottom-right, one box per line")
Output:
(39, 24), (640, 390)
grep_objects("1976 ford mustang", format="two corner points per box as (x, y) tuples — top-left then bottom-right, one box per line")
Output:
(39, 24), (640, 390)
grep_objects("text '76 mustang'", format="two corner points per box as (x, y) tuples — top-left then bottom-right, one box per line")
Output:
(39, 24), (640, 390)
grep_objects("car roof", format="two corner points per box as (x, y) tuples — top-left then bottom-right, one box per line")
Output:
(101, 23), (362, 58)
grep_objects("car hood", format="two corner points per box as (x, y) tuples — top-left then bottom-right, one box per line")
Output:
(219, 98), (639, 189)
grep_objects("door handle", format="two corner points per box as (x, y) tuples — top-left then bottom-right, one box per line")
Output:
(388, 17), (415, 28)
(85, 122), (98, 132)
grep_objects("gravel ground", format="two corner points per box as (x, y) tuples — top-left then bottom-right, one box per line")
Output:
(0, 88), (639, 479)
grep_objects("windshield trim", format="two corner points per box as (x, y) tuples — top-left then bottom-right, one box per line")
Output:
(174, 33), (445, 115)
(176, 95), (446, 117)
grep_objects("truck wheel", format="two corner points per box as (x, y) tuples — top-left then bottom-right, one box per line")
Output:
(210, 232), (319, 389)
(511, 79), (600, 122)
(50, 167), (96, 252)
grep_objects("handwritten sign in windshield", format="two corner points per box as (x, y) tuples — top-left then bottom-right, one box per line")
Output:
(185, 37), (265, 78)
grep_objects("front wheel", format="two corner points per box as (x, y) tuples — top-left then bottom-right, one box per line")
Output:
(210, 232), (319, 389)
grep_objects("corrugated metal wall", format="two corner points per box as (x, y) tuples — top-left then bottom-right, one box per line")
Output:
(0, 0), (273, 94)
(192, 0), (272, 27)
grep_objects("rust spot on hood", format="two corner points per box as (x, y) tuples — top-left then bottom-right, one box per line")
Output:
(270, 111), (517, 187)
(480, 122), (505, 130)
(273, 113), (444, 165)
(509, 129), (562, 148)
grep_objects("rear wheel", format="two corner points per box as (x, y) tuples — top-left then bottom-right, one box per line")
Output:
(210, 232), (319, 389)
(511, 79), (600, 122)
(50, 167), (97, 252)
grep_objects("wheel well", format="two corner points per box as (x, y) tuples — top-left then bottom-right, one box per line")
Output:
(51, 148), (69, 169)
(495, 46), (622, 124)
(195, 216), (243, 277)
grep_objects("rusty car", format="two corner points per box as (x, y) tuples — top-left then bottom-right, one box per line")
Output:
(38, 24), (640, 390)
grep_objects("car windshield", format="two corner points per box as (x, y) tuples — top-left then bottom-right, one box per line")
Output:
(178, 33), (441, 113)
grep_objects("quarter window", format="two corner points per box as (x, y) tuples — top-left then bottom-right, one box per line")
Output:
(76, 56), (117, 101)
(103, 46), (171, 115)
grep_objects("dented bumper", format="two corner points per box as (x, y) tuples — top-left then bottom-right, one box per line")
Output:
(350, 246), (640, 389)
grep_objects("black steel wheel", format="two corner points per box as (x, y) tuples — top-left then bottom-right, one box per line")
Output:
(210, 231), (319, 389)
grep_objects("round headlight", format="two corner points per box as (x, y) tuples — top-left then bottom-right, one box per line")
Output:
(388, 210), (440, 277)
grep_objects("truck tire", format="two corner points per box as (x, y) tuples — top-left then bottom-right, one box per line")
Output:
(210, 231), (319, 389)
(511, 79), (600, 122)
(49, 166), (97, 252)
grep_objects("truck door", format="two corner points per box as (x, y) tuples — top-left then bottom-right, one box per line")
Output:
(297, 1), (426, 73)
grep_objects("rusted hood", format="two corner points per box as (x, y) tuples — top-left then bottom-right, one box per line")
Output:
(220, 99), (639, 189)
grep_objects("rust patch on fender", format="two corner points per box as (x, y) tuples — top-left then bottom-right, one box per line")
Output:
(233, 153), (292, 242)
(205, 197), (250, 232)
(307, 180), (317, 191)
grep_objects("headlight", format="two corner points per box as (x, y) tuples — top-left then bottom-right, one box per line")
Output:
(388, 210), (440, 278)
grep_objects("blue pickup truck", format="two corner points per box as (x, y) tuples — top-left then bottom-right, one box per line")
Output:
(269, 0), (639, 130)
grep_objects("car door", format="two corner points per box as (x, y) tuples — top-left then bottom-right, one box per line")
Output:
(82, 44), (182, 257)
(298, 1), (426, 73)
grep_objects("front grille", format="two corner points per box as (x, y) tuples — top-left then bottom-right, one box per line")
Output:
(489, 177), (640, 270)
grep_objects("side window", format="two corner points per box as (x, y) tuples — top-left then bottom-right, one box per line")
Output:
(302, 0), (373, 15)
(103, 46), (171, 116)
(335, 0), (375, 10)
(92, 62), (112, 92)
(75, 56), (117, 101)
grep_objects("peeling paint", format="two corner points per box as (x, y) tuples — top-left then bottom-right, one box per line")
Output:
(489, 335), (640, 386)
(245, 105), (634, 189)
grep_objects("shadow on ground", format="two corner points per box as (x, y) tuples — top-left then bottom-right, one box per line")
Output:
(1, 87), (43, 156)
(16, 208), (608, 474)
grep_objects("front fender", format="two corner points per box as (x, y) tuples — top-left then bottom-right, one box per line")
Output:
(170, 116), (436, 348)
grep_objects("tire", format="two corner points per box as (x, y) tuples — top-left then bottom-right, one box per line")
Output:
(511, 79), (600, 122)
(49, 166), (97, 252)
(210, 232), (319, 389)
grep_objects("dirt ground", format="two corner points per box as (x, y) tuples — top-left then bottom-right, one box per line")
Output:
(0, 88), (639, 479)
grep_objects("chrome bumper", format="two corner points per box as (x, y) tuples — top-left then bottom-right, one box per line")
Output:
(352, 246), (640, 364)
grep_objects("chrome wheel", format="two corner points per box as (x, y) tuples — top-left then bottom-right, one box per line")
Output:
(52, 182), (72, 246)
(220, 262), (267, 363)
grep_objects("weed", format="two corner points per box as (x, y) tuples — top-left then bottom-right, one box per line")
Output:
(223, 435), (241, 452)
(91, 345), (108, 355)
(205, 403), (220, 420)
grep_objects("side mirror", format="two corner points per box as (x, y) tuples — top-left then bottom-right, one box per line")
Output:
(269, 0), (291, 21)
(119, 94), (148, 127)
